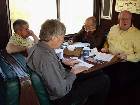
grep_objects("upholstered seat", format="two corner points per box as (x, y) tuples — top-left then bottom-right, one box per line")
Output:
(0, 52), (79, 105)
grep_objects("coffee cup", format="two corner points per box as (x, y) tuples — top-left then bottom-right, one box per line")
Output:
(83, 47), (90, 61)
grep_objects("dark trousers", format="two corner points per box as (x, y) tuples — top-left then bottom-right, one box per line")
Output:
(103, 61), (140, 91)
(51, 71), (110, 105)
(0, 80), (6, 105)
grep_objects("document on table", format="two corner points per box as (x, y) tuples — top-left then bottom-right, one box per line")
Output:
(90, 48), (114, 62)
(94, 53), (114, 62)
(72, 42), (90, 48)
(62, 42), (90, 48)
(71, 57), (94, 68)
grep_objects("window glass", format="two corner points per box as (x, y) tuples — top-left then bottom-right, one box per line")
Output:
(9, 0), (93, 35)
(60, 0), (93, 34)
(9, 0), (57, 35)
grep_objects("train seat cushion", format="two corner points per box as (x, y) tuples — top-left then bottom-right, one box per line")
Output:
(0, 52), (50, 105)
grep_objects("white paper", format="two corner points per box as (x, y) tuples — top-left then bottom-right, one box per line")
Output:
(89, 48), (98, 56)
(94, 53), (114, 62)
(72, 42), (90, 48)
(55, 49), (63, 53)
(62, 42), (69, 46)
(55, 49), (64, 59)
(89, 47), (114, 62)
(67, 45), (75, 51)
(71, 57), (94, 68)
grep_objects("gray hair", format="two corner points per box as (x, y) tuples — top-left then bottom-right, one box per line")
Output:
(118, 10), (132, 20)
(39, 19), (66, 41)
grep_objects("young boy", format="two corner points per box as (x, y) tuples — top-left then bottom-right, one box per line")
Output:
(6, 19), (38, 54)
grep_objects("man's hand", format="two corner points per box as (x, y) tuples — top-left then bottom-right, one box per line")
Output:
(28, 30), (39, 44)
(67, 38), (74, 45)
(115, 53), (127, 61)
(6, 43), (26, 54)
(62, 58), (79, 66)
(29, 30), (35, 36)
(71, 66), (89, 74)
(101, 48), (109, 53)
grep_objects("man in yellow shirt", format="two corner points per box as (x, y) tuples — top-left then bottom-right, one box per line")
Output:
(102, 10), (140, 91)
(101, 10), (140, 62)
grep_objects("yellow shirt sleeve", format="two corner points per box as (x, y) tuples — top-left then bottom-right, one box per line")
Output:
(127, 30), (140, 62)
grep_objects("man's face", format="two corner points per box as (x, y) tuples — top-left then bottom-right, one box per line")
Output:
(119, 12), (132, 31)
(84, 19), (96, 32)
(52, 35), (64, 48)
(19, 24), (30, 38)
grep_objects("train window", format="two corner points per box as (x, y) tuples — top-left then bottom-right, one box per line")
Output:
(60, 0), (93, 34)
(9, 0), (93, 35)
(9, 0), (57, 35)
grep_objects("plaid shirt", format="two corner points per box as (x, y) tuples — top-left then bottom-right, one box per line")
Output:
(9, 33), (34, 47)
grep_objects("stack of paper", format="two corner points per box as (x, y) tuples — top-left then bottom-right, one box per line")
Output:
(94, 53), (114, 62)
(72, 42), (90, 48)
(89, 48), (114, 62)
(70, 57), (94, 68)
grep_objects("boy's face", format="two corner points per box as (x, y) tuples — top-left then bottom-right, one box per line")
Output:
(19, 24), (30, 38)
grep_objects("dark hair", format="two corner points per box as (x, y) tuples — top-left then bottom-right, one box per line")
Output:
(13, 19), (28, 32)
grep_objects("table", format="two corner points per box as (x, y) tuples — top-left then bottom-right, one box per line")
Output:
(83, 56), (122, 73)
(63, 48), (122, 73)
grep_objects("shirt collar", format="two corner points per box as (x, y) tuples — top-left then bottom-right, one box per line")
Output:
(13, 33), (27, 39)
(37, 41), (55, 53)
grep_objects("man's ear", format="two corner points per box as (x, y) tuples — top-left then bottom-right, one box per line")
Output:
(51, 36), (57, 41)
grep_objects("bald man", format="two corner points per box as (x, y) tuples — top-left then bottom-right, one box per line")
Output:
(71, 16), (105, 50)
(101, 10), (140, 90)
(102, 10), (140, 62)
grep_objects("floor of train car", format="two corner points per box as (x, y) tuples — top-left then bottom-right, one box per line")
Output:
(84, 82), (140, 105)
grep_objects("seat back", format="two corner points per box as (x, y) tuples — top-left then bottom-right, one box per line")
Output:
(29, 69), (51, 105)
(0, 51), (51, 105)
(0, 52), (20, 105)
(0, 51), (78, 105)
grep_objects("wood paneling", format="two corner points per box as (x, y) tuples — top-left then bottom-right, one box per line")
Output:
(99, 0), (140, 34)
(0, 0), (10, 49)
(133, 13), (140, 29)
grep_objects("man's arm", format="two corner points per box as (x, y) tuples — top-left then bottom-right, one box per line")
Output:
(6, 43), (26, 54)
(29, 30), (39, 44)
(72, 28), (84, 43)
(31, 34), (39, 44)
(101, 40), (109, 53)
(127, 31), (140, 62)
(127, 50), (140, 62)
(94, 30), (106, 50)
